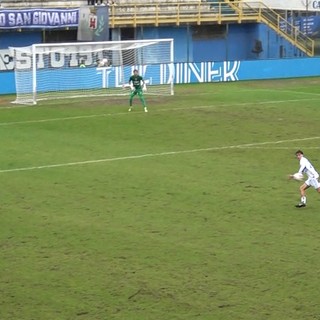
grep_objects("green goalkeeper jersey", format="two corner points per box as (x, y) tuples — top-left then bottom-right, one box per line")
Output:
(129, 75), (144, 89)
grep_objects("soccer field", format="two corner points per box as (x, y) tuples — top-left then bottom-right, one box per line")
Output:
(1, 78), (320, 320)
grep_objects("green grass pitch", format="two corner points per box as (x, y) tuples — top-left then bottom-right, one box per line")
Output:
(1, 78), (320, 320)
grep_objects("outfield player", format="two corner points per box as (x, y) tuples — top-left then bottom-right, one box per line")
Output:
(128, 69), (148, 112)
(289, 150), (320, 208)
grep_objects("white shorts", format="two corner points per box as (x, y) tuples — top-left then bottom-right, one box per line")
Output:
(306, 177), (320, 189)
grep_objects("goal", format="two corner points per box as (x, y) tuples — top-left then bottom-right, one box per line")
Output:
(10, 39), (174, 105)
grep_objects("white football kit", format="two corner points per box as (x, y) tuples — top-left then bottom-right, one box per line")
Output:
(299, 156), (320, 189)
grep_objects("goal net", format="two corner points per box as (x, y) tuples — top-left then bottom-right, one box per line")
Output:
(10, 39), (174, 105)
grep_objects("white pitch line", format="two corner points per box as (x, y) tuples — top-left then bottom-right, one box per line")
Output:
(1, 136), (319, 174)
(248, 88), (320, 97)
(0, 97), (318, 127)
(237, 146), (320, 150)
(0, 112), (127, 127)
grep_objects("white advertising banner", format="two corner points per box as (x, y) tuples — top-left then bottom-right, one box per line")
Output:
(245, 0), (320, 11)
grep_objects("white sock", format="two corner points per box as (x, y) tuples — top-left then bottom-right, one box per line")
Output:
(301, 196), (307, 204)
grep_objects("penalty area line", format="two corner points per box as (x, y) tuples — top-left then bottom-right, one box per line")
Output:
(0, 97), (318, 127)
(237, 146), (320, 150)
(1, 136), (320, 174)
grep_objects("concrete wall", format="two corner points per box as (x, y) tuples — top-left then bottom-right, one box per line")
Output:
(246, 0), (320, 11)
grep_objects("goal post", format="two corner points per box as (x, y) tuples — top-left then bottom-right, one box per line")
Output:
(10, 38), (174, 105)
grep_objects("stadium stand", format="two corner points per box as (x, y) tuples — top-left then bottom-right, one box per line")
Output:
(0, 0), (85, 8)
(0, 0), (314, 56)
(0, 0), (206, 8)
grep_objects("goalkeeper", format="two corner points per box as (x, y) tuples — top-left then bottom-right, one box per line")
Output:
(128, 69), (148, 113)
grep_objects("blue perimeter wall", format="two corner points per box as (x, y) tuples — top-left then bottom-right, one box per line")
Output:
(1, 57), (320, 95)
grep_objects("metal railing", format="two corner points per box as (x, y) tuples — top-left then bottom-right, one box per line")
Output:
(108, 1), (314, 56)
(108, 2), (259, 27)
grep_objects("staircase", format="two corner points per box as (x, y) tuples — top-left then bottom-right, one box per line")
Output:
(224, 0), (314, 56)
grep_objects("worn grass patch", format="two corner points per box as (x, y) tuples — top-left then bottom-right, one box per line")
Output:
(1, 79), (320, 320)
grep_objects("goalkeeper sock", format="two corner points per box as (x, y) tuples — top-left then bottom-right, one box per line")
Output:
(140, 97), (146, 107)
